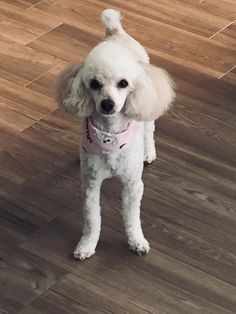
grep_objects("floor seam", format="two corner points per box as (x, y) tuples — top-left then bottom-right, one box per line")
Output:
(24, 22), (64, 46)
(26, 0), (46, 10)
(219, 65), (236, 79)
(24, 61), (67, 87)
(209, 20), (236, 39)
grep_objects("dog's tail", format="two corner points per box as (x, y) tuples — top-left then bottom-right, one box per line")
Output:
(101, 9), (124, 36)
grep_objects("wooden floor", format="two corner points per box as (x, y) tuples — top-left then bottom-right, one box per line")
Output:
(0, 0), (236, 313)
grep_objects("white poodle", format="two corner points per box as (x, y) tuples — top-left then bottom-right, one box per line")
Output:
(56, 9), (175, 260)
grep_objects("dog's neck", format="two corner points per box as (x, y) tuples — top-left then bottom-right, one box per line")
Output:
(91, 111), (130, 134)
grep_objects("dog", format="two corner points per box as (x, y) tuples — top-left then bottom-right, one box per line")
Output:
(56, 9), (175, 260)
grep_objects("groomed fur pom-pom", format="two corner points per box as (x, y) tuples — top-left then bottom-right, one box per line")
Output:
(101, 9), (123, 35)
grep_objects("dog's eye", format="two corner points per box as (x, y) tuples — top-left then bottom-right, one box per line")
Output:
(118, 79), (128, 88)
(90, 79), (103, 90)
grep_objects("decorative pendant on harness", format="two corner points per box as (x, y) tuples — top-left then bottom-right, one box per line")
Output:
(82, 117), (136, 154)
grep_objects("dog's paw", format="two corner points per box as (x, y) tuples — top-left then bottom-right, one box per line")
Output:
(144, 149), (156, 164)
(73, 241), (96, 261)
(73, 248), (95, 261)
(128, 238), (150, 255)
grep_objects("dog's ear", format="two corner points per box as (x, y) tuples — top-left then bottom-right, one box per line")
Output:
(55, 63), (93, 117)
(124, 63), (175, 121)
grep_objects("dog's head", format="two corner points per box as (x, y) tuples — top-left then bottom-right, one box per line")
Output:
(56, 41), (175, 121)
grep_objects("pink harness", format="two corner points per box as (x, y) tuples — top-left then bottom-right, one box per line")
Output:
(82, 117), (136, 154)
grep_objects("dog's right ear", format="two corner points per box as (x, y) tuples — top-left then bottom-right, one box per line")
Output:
(55, 63), (92, 117)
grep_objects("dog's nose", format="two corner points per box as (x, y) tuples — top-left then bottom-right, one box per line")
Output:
(101, 99), (114, 114)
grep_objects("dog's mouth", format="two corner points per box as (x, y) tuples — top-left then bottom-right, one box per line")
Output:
(100, 109), (116, 116)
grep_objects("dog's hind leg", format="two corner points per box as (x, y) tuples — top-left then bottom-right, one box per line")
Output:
(144, 120), (156, 164)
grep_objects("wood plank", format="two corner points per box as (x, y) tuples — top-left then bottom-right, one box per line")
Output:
(34, 0), (104, 33)
(21, 211), (236, 314)
(18, 155), (236, 284)
(148, 54), (236, 127)
(0, 130), (69, 187)
(0, 108), (80, 195)
(0, 183), (68, 247)
(0, 195), (39, 246)
(200, 0), (236, 27)
(0, 38), (62, 85)
(211, 22), (236, 49)
(94, 0), (236, 38)
(0, 2), (62, 45)
(0, 78), (56, 119)
(34, 0), (236, 77)
(222, 67), (236, 85)
(0, 0), (42, 9)
(0, 244), (64, 312)
(27, 23), (100, 62)
(0, 295), (23, 314)
(26, 61), (69, 97)
(20, 273), (143, 314)
(0, 98), (36, 133)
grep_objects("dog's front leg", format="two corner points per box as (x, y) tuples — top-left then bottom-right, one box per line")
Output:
(73, 177), (103, 260)
(144, 121), (156, 164)
(122, 178), (150, 255)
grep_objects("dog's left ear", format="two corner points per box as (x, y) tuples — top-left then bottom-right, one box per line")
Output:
(124, 63), (175, 121)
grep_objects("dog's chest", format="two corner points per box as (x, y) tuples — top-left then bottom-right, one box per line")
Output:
(103, 151), (125, 174)
(102, 144), (143, 178)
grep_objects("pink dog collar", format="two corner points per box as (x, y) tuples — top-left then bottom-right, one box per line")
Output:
(82, 117), (136, 154)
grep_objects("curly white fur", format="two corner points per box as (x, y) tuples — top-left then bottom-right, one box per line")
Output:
(56, 9), (175, 260)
